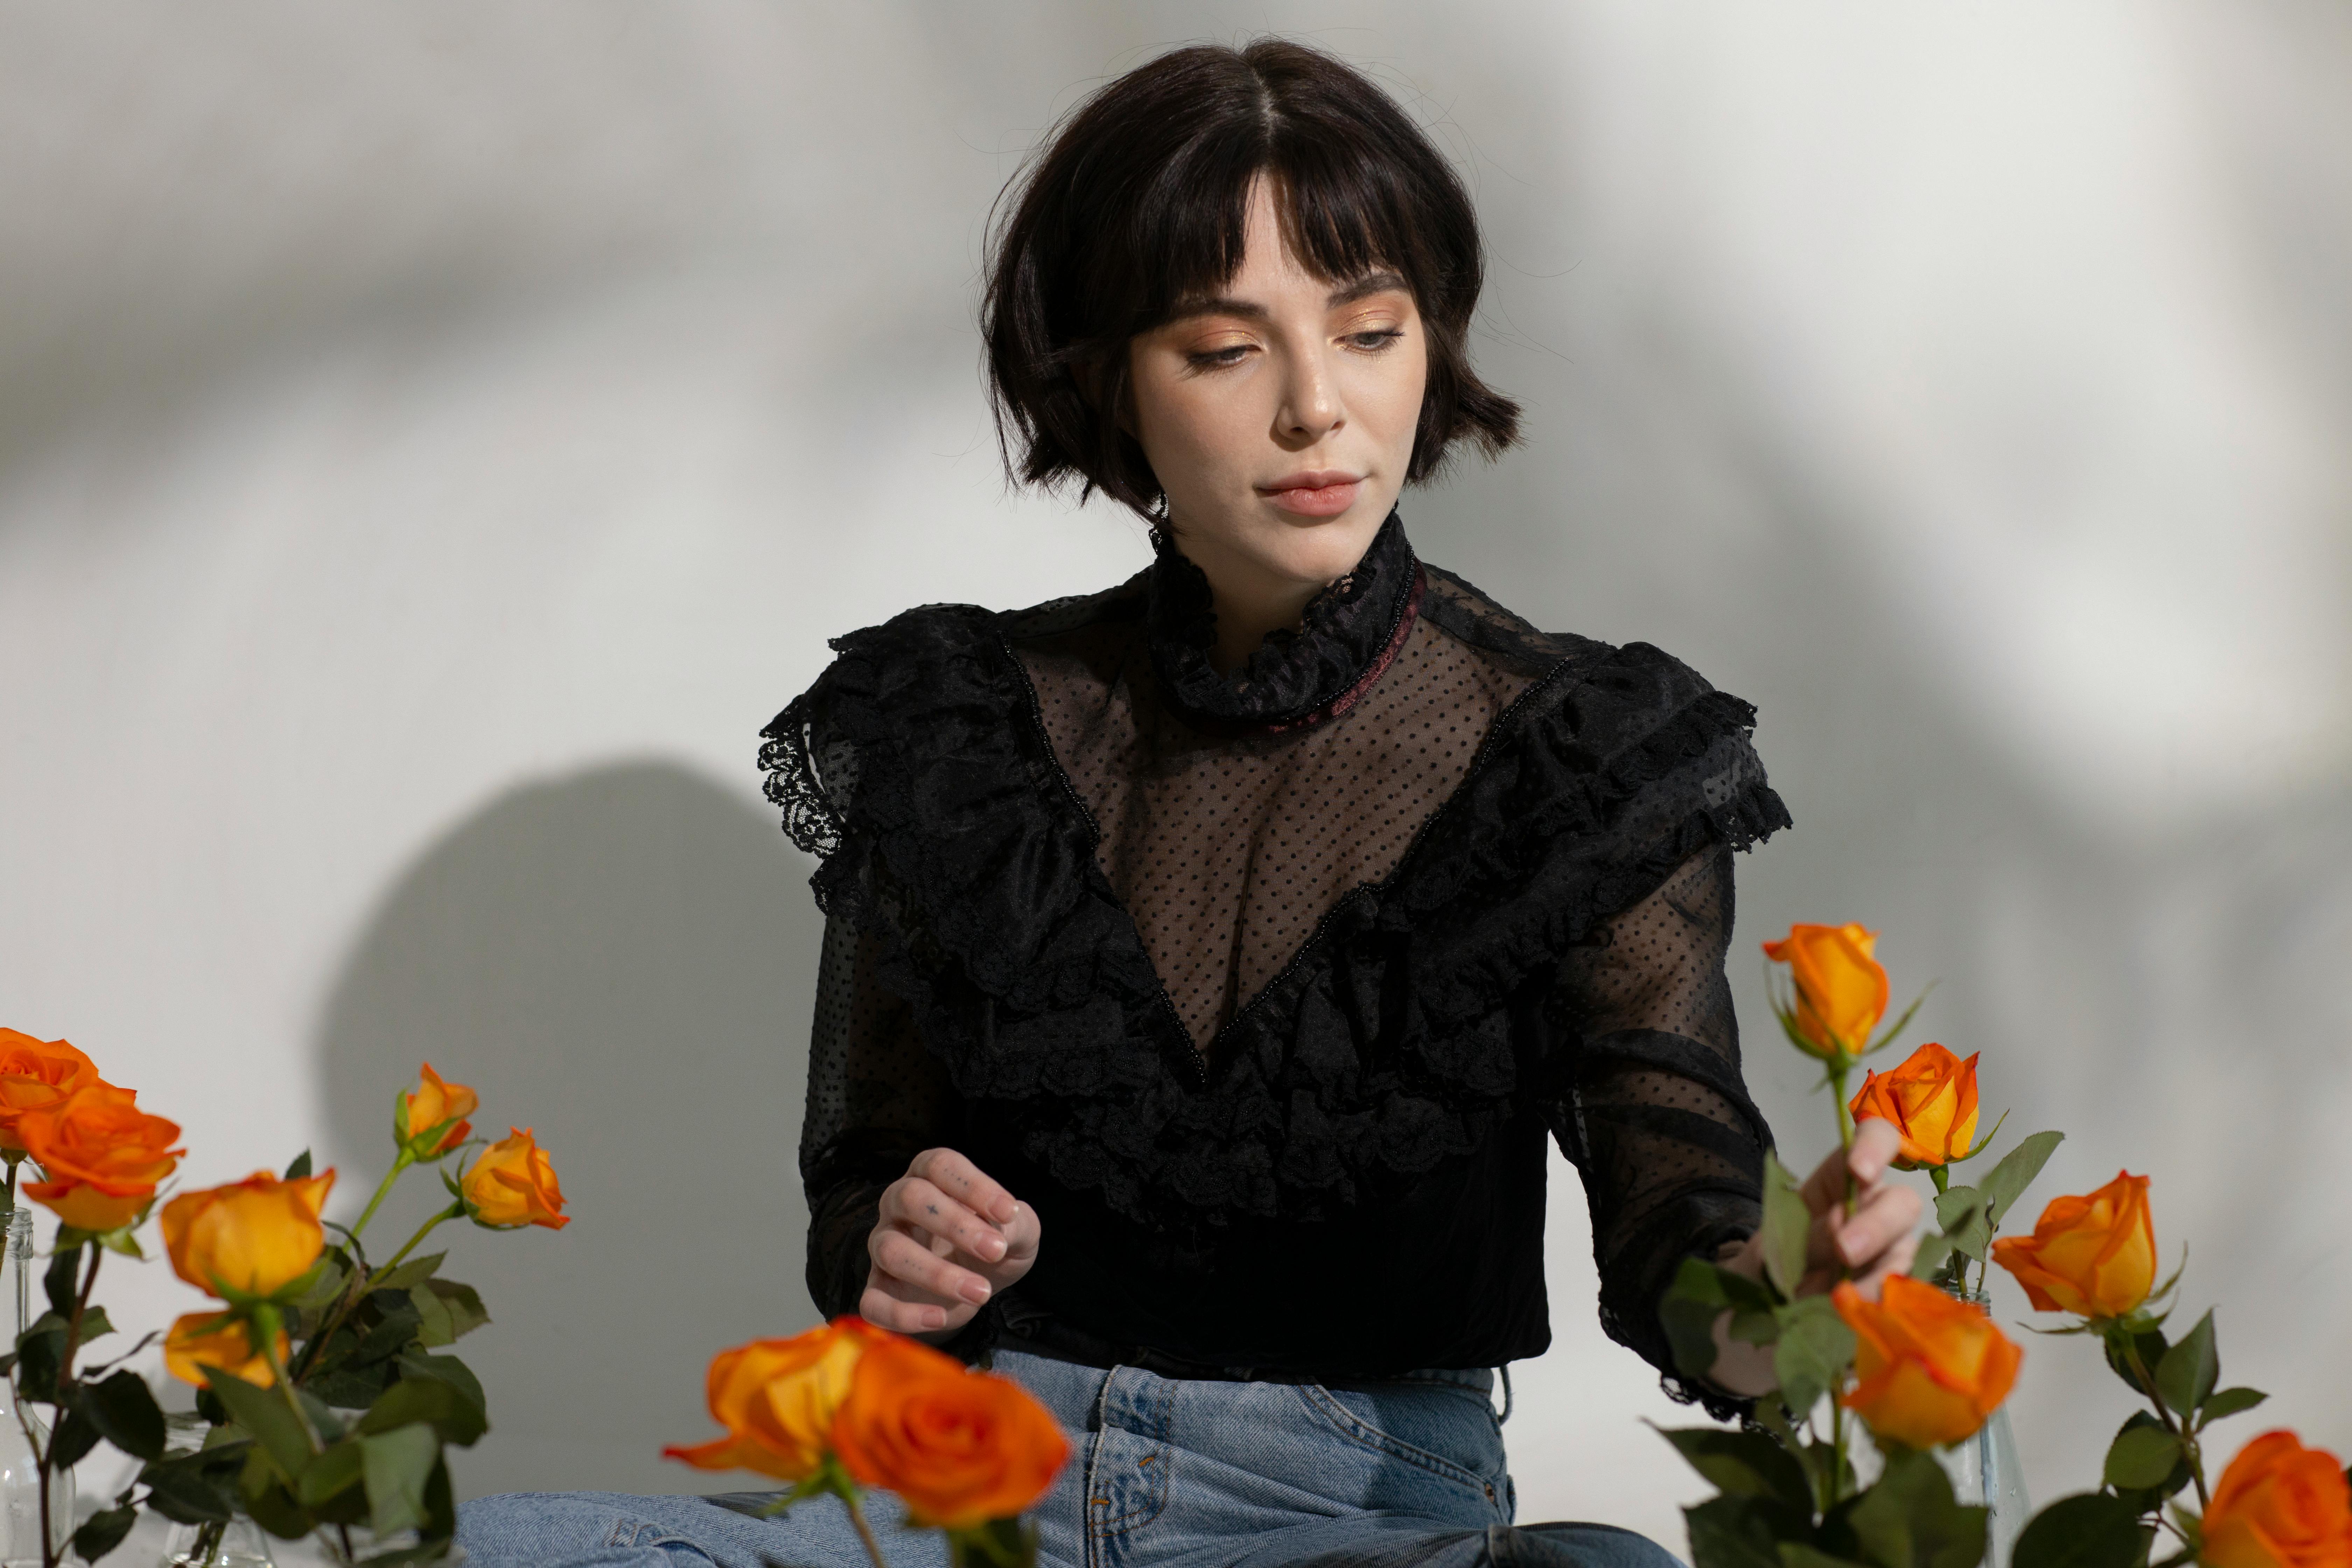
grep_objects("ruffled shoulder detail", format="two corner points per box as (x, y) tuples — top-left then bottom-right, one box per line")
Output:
(762, 579), (1791, 1230)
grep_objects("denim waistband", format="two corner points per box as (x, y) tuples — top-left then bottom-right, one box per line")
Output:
(993, 1323), (1495, 1396)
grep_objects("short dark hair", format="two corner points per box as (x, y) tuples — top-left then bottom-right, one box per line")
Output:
(981, 38), (1522, 518)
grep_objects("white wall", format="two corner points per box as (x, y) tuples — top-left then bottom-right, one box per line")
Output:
(2, 1), (2347, 1556)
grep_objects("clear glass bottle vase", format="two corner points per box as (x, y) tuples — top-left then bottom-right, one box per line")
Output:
(1937, 1286), (2028, 1568)
(0, 1205), (71, 1568)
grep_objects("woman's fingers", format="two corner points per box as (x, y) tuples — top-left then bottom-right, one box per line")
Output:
(861, 1267), (958, 1334)
(869, 1223), (995, 1306)
(910, 1148), (1021, 1228)
(1794, 1118), (1925, 1296)
(882, 1175), (1008, 1264)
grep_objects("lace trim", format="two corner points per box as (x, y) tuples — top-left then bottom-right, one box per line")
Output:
(1147, 509), (1419, 731)
(758, 594), (1791, 1231)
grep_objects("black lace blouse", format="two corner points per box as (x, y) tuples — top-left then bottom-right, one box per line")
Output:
(762, 514), (1790, 1414)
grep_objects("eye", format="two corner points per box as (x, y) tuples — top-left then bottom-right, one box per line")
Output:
(1185, 344), (1254, 370)
(1345, 329), (1406, 352)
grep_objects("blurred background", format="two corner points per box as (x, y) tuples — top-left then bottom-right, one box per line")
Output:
(2, 0), (2348, 1558)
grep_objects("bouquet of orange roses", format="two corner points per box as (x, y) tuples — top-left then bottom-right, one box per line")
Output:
(1654, 927), (2350, 1568)
(0, 1027), (569, 1567)
(666, 1317), (1070, 1568)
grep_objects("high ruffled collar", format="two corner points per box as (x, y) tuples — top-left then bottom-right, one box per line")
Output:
(1146, 509), (1424, 734)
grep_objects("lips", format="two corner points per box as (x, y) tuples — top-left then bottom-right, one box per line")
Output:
(1259, 472), (1363, 517)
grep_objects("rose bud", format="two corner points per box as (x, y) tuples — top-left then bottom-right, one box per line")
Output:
(1763, 923), (1889, 1059)
(2202, 1430), (2352, 1568)
(1848, 1043), (1981, 1169)
(18, 1083), (184, 1233)
(1991, 1171), (2157, 1320)
(1833, 1275), (2022, 1450)
(464, 1127), (570, 1230)
(664, 1318), (890, 1482)
(162, 1168), (338, 1300)
(397, 1063), (478, 1158)
(832, 1331), (1071, 1529)
(164, 1311), (290, 1389)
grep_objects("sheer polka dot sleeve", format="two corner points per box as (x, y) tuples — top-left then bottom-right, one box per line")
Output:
(1547, 843), (1772, 1417)
(799, 913), (958, 1321)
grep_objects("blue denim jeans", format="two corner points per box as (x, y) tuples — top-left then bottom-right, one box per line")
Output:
(456, 1351), (1681, 1568)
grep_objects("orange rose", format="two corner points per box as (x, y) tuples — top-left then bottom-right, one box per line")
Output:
(0, 1029), (101, 1154)
(17, 1083), (183, 1232)
(2203, 1431), (2352, 1568)
(163, 1311), (289, 1389)
(1833, 1275), (2022, 1450)
(1848, 1043), (1981, 1169)
(397, 1063), (478, 1157)
(161, 1168), (337, 1299)
(1991, 1171), (2157, 1319)
(832, 1332), (1070, 1529)
(463, 1127), (569, 1230)
(1764, 923), (1890, 1059)
(664, 1318), (892, 1481)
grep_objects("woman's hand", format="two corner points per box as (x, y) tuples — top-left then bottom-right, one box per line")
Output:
(1703, 1118), (1926, 1396)
(862, 1148), (1041, 1339)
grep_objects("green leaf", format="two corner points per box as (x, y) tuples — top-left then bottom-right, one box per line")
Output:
(284, 1150), (313, 1180)
(44, 1244), (81, 1320)
(1782, 1547), (1873, 1568)
(2012, 1494), (2149, 1568)
(1976, 1132), (2064, 1238)
(237, 1447), (313, 1539)
(1661, 1257), (1736, 1382)
(2199, 1388), (2268, 1424)
(70, 1503), (139, 1563)
(371, 1252), (448, 1295)
(1918, 1195), (1990, 1273)
(2104, 1326), (2170, 1399)
(359, 1372), (488, 1447)
(1773, 1296), (1857, 1419)
(1655, 1426), (1815, 1516)
(50, 1394), (104, 1468)
(1762, 1152), (1811, 1300)
(136, 1454), (237, 1525)
(2104, 1423), (2182, 1490)
(1847, 1449), (1990, 1568)
(295, 1439), (366, 1510)
(292, 1258), (351, 1314)
(361, 1422), (440, 1538)
(2155, 1311), (2217, 1421)
(946, 1516), (1038, 1568)
(82, 1368), (167, 1461)
(396, 1351), (488, 1434)
(12, 1328), (62, 1404)
(2108, 1413), (2195, 1514)
(203, 1368), (316, 1483)
(408, 1279), (492, 1348)
(1686, 1495), (1792, 1568)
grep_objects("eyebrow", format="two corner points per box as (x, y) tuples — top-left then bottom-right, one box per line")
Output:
(1169, 268), (1412, 322)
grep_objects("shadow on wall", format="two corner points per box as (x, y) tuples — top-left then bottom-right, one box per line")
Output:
(314, 759), (824, 1500)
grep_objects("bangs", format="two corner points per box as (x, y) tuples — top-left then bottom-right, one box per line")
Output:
(1148, 152), (1414, 317)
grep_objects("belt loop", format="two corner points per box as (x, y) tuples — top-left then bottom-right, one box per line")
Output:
(1496, 1365), (1513, 1424)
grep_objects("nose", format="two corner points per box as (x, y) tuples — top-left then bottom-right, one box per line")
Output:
(1274, 342), (1343, 448)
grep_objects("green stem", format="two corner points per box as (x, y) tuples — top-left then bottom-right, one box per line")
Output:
(41, 1245), (103, 1568)
(1829, 1397), (1847, 1508)
(2121, 1335), (2210, 1510)
(840, 1489), (889, 1568)
(295, 1199), (462, 1387)
(254, 1304), (322, 1452)
(345, 1149), (415, 1244)
(367, 1200), (463, 1287)
(1829, 1059), (1857, 1218)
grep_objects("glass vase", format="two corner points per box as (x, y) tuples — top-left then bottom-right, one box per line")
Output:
(160, 1518), (279, 1568)
(1937, 1286), (2028, 1568)
(311, 1526), (465, 1567)
(1, 1206), (71, 1568)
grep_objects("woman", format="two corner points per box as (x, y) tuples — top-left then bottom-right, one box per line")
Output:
(458, 38), (1921, 1568)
